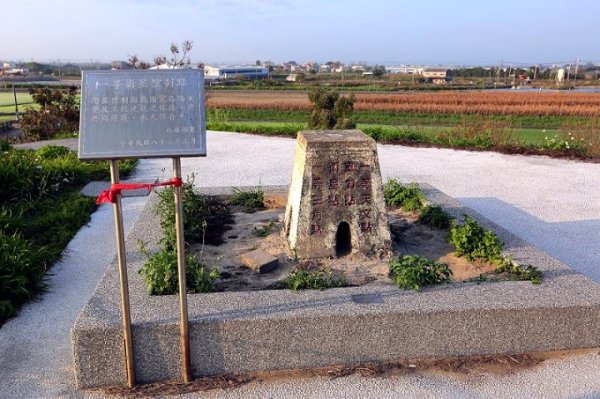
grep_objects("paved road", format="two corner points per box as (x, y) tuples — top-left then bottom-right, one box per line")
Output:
(3, 131), (600, 398)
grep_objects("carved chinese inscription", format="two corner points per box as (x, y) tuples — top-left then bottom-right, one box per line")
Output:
(308, 157), (374, 236)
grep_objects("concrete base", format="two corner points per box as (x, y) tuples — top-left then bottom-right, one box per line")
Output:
(71, 184), (600, 388)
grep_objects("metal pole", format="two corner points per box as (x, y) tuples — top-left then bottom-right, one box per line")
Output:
(109, 160), (136, 388)
(173, 157), (191, 383)
(13, 85), (19, 121)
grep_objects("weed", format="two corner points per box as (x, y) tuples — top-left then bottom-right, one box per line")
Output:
(383, 180), (426, 211)
(138, 242), (219, 295)
(283, 269), (346, 290)
(448, 215), (503, 263)
(225, 186), (265, 213)
(495, 259), (542, 285)
(254, 221), (276, 237)
(389, 255), (452, 292)
(154, 174), (232, 247)
(418, 204), (453, 228)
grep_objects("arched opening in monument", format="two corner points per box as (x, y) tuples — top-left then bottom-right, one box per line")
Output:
(335, 222), (352, 258)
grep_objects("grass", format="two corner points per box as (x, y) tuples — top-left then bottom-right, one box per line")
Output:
(209, 107), (586, 130)
(0, 92), (35, 117)
(0, 143), (137, 325)
(224, 187), (266, 212)
(207, 119), (556, 146)
(207, 120), (599, 159)
(283, 269), (346, 290)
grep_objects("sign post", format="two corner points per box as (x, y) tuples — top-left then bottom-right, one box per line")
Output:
(172, 156), (191, 382)
(78, 69), (206, 387)
(109, 159), (135, 388)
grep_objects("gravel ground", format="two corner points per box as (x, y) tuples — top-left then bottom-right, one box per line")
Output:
(3, 131), (600, 399)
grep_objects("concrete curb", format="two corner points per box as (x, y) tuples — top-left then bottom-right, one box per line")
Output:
(71, 184), (600, 388)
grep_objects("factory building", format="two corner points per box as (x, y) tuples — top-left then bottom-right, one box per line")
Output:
(204, 66), (268, 80)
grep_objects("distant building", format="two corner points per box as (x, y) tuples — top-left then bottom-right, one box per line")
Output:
(385, 65), (423, 75)
(204, 65), (268, 80)
(422, 68), (452, 84)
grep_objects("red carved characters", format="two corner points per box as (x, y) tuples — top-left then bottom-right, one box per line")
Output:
(309, 157), (374, 235)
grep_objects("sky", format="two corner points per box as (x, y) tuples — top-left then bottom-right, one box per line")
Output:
(3, 0), (599, 66)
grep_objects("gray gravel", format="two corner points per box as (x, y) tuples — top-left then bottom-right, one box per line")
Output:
(3, 131), (600, 399)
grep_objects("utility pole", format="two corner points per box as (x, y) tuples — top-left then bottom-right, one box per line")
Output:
(574, 57), (579, 83)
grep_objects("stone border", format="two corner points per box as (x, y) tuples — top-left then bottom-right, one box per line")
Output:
(71, 184), (600, 388)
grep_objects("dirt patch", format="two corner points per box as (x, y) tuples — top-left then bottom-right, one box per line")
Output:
(93, 349), (599, 397)
(193, 192), (501, 292)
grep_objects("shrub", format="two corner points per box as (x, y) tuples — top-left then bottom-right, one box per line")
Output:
(418, 204), (453, 228)
(283, 269), (346, 290)
(308, 87), (356, 130)
(448, 215), (503, 263)
(20, 86), (79, 142)
(389, 255), (452, 292)
(138, 243), (219, 295)
(225, 186), (265, 213)
(383, 180), (426, 211)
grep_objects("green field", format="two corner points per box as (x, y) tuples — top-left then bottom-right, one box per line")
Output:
(0, 92), (35, 119)
(215, 108), (584, 130)
(205, 120), (557, 147)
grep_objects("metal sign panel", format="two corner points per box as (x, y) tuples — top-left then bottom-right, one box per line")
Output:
(78, 69), (206, 160)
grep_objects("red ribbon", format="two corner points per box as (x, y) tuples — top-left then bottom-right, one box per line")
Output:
(96, 177), (183, 204)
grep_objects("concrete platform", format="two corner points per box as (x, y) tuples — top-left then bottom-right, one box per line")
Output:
(71, 184), (600, 389)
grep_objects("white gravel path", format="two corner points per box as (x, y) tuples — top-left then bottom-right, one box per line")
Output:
(3, 131), (600, 398)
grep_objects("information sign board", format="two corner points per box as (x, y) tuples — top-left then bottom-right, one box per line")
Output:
(78, 69), (206, 160)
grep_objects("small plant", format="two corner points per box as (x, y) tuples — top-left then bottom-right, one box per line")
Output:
(418, 204), (452, 228)
(225, 186), (265, 213)
(138, 242), (219, 295)
(448, 215), (503, 263)
(283, 269), (346, 290)
(541, 133), (585, 155)
(254, 221), (276, 237)
(383, 180), (426, 211)
(495, 259), (542, 285)
(389, 255), (452, 292)
(154, 174), (232, 247)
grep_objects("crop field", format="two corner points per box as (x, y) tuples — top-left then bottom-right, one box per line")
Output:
(207, 91), (600, 117)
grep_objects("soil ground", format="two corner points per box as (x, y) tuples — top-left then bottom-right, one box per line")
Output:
(96, 348), (600, 398)
(193, 192), (500, 291)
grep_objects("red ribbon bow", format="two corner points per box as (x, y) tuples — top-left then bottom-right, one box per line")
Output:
(96, 177), (183, 205)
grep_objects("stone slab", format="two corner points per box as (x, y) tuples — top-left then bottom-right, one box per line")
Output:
(71, 184), (600, 389)
(240, 249), (279, 274)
